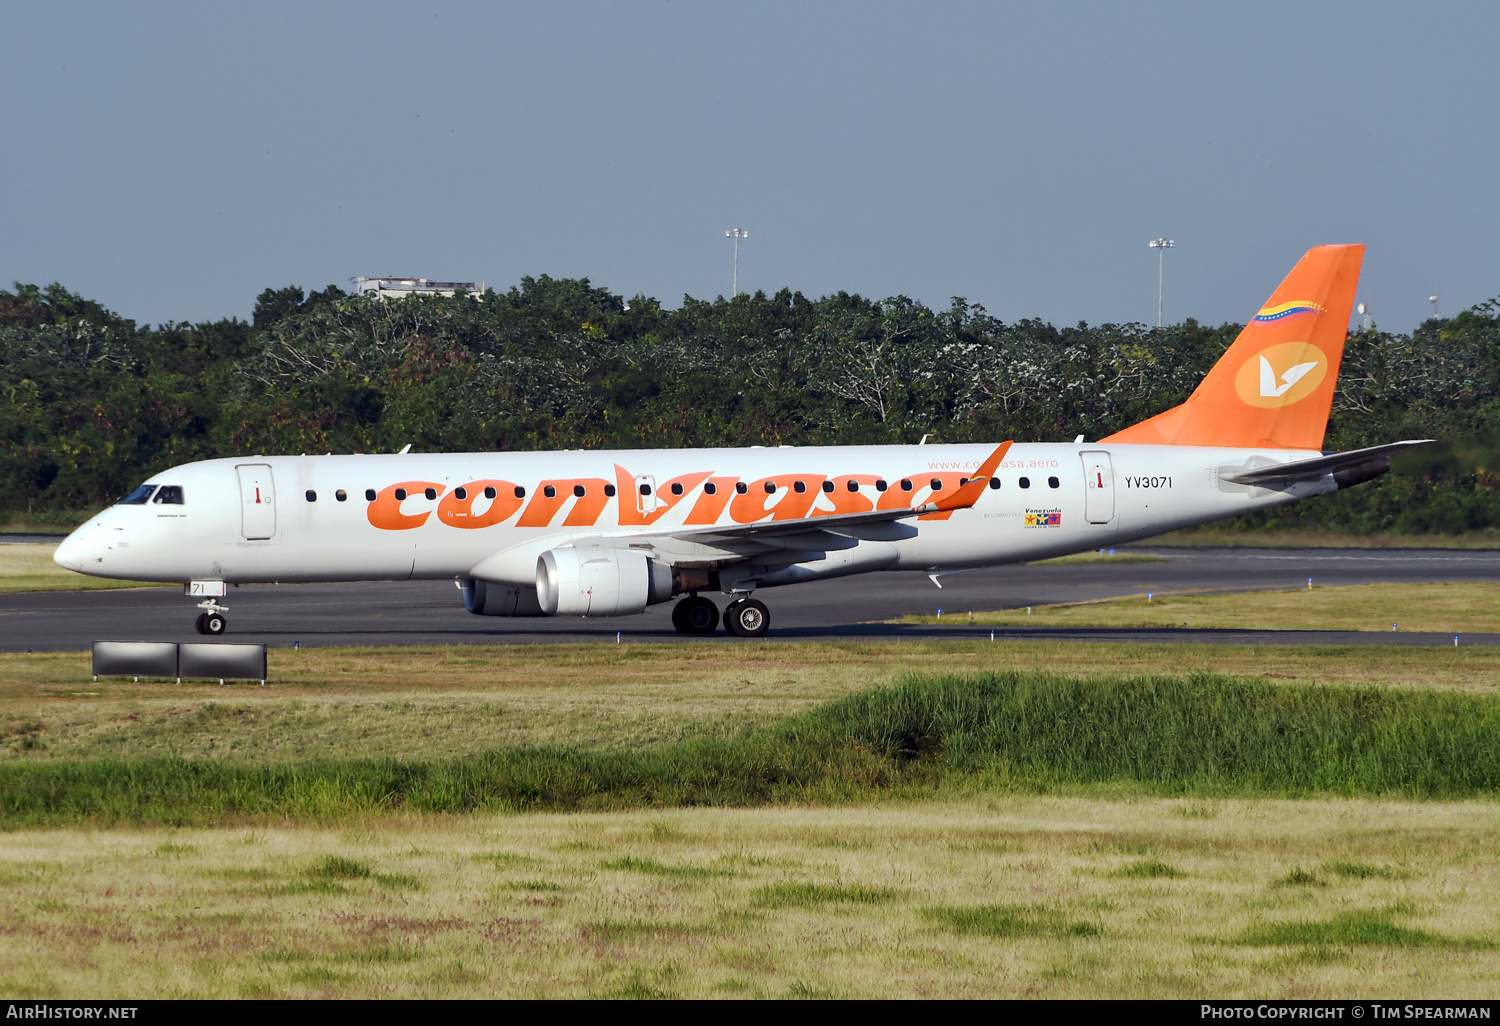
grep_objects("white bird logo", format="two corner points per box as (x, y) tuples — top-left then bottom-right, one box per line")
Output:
(1259, 355), (1319, 398)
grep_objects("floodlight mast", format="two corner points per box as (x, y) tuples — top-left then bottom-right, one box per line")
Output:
(1148, 238), (1174, 327)
(725, 228), (748, 296)
(1430, 294), (1440, 319)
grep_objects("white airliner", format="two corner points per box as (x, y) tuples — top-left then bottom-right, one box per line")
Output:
(53, 245), (1428, 637)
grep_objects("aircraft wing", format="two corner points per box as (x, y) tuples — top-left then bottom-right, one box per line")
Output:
(1218, 440), (1433, 486)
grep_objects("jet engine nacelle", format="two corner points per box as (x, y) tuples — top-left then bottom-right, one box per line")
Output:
(458, 578), (547, 616)
(536, 545), (673, 617)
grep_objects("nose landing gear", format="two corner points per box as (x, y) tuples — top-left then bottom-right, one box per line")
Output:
(194, 600), (228, 635)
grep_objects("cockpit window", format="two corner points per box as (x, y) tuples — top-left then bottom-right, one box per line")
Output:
(117, 484), (156, 505)
(152, 486), (184, 505)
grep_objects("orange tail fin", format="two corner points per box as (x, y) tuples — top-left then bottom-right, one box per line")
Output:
(1101, 244), (1364, 449)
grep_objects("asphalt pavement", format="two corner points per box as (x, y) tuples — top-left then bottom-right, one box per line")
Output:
(4, 545), (1498, 651)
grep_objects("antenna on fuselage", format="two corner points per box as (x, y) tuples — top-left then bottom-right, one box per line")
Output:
(397, 444), (412, 455)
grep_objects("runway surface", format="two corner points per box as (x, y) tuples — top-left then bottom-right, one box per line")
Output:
(4, 546), (1498, 651)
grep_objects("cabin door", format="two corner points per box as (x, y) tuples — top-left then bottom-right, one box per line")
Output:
(236, 464), (277, 539)
(1081, 451), (1115, 524)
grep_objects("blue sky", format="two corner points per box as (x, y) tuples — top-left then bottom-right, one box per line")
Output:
(1, 1), (1495, 330)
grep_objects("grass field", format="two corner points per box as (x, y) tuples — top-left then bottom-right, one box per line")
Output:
(4, 640), (1499, 997)
(902, 581), (1500, 634)
(6, 640), (1500, 769)
(1, 799), (1496, 998)
(4, 670), (1499, 828)
(0, 544), (159, 593)
(1145, 528), (1500, 549)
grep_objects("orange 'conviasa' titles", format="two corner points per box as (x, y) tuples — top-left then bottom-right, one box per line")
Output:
(363, 443), (1012, 532)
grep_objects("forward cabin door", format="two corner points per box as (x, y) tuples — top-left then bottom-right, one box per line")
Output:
(236, 464), (277, 539)
(1081, 451), (1115, 524)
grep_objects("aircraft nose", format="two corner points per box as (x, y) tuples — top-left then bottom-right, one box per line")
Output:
(54, 523), (105, 572)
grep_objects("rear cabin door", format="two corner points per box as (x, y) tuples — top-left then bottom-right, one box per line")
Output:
(1081, 451), (1115, 524)
(236, 464), (277, 539)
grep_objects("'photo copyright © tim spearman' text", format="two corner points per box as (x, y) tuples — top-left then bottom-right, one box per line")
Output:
(1203, 1007), (1493, 1021)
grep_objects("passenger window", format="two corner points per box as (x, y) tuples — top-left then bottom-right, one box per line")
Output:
(454, 486), (467, 501)
(875, 479), (888, 492)
(793, 481), (806, 494)
(544, 485), (556, 498)
(116, 484), (156, 505)
(424, 488), (437, 500)
(305, 490), (317, 502)
(604, 484), (616, 497)
(671, 482), (684, 496)
(395, 488), (408, 501)
(152, 485), (184, 504)
(847, 480), (858, 492)
(514, 486), (526, 498)
(335, 489), (347, 502)
(735, 483), (748, 494)
(483, 486), (496, 499)
(1019, 477), (1031, 489)
(824, 481), (835, 493)
(1048, 476), (1060, 489)
(764, 481), (776, 493)
(988, 478), (1001, 490)
(639, 483), (652, 495)
(959, 478), (969, 487)
(901, 479), (913, 492)
(573, 485), (586, 497)
(930, 478), (942, 491)
(704, 482), (717, 495)
(365, 489), (376, 501)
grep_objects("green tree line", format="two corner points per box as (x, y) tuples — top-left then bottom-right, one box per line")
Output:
(3, 277), (1499, 534)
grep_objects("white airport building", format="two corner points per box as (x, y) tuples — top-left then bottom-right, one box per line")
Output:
(354, 277), (486, 299)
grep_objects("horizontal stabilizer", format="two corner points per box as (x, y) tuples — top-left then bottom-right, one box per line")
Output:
(1218, 440), (1433, 485)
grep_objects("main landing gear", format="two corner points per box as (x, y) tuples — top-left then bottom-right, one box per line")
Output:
(670, 595), (771, 638)
(671, 595), (719, 635)
(723, 597), (770, 638)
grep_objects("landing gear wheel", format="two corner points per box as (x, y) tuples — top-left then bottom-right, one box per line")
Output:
(202, 612), (227, 636)
(672, 596), (719, 635)
(195, 612), (209, 635)
(723, 598), (769, 638)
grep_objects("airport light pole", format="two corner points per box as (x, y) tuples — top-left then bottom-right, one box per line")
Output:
(1430, 294), (1440, 320)
(1149, 238), (1174, 327)
(725, 228), (748, 296)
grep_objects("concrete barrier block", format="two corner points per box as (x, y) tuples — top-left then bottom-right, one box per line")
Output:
(178, 643), (268, 682)
(93, 641), (178, 678)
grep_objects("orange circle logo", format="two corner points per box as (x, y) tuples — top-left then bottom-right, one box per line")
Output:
(1233, 342), (1328, 409)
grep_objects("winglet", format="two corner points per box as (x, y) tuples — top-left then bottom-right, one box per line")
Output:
(929, 441), (1013, 513)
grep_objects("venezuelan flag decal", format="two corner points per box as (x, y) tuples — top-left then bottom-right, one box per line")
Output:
(1253, 300), (1325, 323)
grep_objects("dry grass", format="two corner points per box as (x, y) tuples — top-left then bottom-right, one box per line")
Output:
(1146, 528), (1500, 549)
(0, 798), (1496, 998)
(903, 581), (1500, 634)
(6, 640), (1500, 766)
(0, 545), (158, 594)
